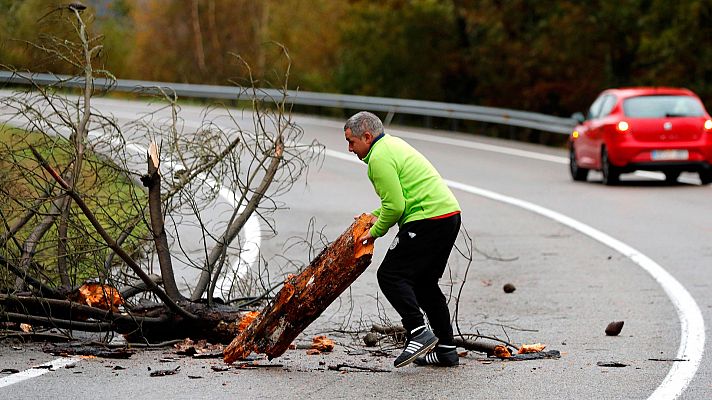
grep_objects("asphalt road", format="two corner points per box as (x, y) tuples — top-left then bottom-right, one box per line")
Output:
(2, 97), (711, 399)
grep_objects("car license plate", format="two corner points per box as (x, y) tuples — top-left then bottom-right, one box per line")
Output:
(651, 150), (689, 160)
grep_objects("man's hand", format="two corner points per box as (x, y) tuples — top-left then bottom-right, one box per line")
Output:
(355, 213), (377, 245)
(357, 229), (374, 246)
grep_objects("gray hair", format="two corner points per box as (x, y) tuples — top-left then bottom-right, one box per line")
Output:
(344, 111), (384, 138)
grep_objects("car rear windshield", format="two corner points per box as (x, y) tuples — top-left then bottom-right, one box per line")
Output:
(623, 95), (705, 118)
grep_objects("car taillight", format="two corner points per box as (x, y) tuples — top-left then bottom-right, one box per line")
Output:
(704, 119), (712, 131)
(572, 130), (579, 139)
(616, 121), (630, 132)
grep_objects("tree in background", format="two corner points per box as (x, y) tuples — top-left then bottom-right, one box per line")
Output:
(128, 0), (274, 84)
(0, 0), (93, 74)
(93, 0), (134, 79)
(128, 0), (345, 92)
(335, 0), (457, 101)
(452, 0), (608, 114)
(266, 0), (345, 93)
(2, 0), (711, 116)
(634, 0), (712, 92)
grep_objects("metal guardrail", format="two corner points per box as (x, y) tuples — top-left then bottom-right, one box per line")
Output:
(0, 70), (576, 134)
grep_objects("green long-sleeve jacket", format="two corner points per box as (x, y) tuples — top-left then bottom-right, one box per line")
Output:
(362, 134), (460, 238)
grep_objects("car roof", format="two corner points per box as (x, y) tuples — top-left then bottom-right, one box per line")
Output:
(602, 87), (697, 98)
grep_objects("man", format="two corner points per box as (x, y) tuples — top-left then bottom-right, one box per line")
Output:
(344, 111), (461, 368)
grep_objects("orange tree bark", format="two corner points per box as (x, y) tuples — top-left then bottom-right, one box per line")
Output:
(224, 214), (374, 363)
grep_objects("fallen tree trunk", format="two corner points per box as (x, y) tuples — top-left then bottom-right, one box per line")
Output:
(224, 214), (374, 363)
(0, 293), (246, 343)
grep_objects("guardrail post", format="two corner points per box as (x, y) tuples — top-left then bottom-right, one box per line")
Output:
(384, 110), (395, 127)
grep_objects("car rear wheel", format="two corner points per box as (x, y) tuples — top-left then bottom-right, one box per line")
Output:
(569, 146), (589, 182)
(601, 147), (620, 186)
(699, 170), (712, 185)
(664, 171), (680, 184)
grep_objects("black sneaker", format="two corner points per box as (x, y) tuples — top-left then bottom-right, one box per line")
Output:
(393, 328), (438, 368)
(414, 345), (459, 367)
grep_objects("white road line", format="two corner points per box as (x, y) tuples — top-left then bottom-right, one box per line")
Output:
(443, 181), (704, 400)
(326, 148), (704, 400)
(391, 130), (699, 185)
(0, 357), (80, 388)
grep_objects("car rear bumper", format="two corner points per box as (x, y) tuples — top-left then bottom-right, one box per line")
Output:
(607, 137), (712, 169)
(621, 160), (712, 173)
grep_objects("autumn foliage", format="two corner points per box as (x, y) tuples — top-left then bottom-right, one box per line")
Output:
(1, 0), (710, 116)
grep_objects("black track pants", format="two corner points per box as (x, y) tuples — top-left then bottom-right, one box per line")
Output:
(376, 213), (461, 345)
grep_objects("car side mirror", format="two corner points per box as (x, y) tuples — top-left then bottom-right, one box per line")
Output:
(571, 112), (585, 124)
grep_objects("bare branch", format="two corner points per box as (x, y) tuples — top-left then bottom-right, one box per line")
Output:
(193, 139), (284, 301)
(28, 145), (197, 321)
(0, 198), (42, 248)
(14, 196), (69, 291)
(0, 254), (64, 299)
(141, 142), (183, 301)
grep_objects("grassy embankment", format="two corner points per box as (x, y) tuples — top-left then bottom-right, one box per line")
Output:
(0, 125), (147, 289)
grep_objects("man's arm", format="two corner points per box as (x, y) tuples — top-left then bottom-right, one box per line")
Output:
(368, 157), (405, 238)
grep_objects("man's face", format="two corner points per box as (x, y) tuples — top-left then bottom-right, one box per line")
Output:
(345, 128), (373, 159)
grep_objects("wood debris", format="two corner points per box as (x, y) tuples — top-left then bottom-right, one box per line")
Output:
(173, 338), (224, 357)
(45, 343), (134, 359)
(508, 350), (561, 361)
(311, 335), (335, 352)
(597, 361), (628, 367)
(328, 363), (390, 373)
(493, 345), (512, 358)
(150, 366), (180, 376)
(518, 343), (546, 354)
(605, 321), (624, 336)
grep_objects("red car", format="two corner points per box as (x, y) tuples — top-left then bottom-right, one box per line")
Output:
(568, 87), (712, 185)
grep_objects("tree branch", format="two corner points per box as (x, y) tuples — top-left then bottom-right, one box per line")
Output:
(0, 191), (55, 248)
(120, 274), (163, 299)
(191, 139), (284, 301)
(14, 196), (69, 291)
(142, 142), (183, 301)
(0, 254), (64, 299)
(1, 311), (168, 334)
(56, 196), (72, 288)
(28, 145), (197, 321)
